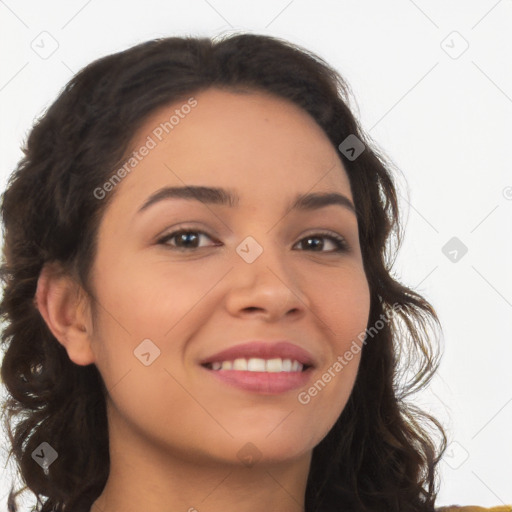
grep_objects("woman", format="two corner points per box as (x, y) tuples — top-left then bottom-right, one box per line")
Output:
(0, 32), (507, 512)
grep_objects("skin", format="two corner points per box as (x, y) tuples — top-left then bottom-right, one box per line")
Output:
(36, 88), (371, 512)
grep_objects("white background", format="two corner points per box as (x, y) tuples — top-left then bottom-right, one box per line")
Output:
(0, 0), (511, 509)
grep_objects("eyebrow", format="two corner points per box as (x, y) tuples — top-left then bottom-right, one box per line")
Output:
(137, 185), (357, 216)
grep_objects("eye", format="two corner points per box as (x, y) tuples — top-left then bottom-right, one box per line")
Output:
(293, 231), (349, 253)
(157, 229), (219, 251)
(156, 227), (349, 253)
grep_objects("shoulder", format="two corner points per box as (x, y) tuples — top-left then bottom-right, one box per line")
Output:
(436, 506), (512, 512)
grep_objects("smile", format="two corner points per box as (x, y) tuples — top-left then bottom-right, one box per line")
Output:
(202, 357), (310, 373)
(201, 360), (314, 394)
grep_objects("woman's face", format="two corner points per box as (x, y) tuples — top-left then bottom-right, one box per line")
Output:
(87, 88), (370, 466)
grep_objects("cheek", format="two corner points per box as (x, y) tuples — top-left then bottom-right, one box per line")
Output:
(89, 257), (222, 413)
(317, 266), (371, 349)
(87, 259), (185, 394)
(293, 268), (369, 432)
(88, 260), (204, 444)
(92, 256), (207, 340)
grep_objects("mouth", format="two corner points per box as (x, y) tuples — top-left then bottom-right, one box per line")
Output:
(198, 340), (317, 394)
(200, 355), (315, 394)
(199, 340), (317, 369)
(201, 357), (313, 373)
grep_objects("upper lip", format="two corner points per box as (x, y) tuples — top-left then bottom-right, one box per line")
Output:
(199, 341), (317, 368)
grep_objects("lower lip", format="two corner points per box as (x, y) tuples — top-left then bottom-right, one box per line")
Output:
(201, 366), (314, 394)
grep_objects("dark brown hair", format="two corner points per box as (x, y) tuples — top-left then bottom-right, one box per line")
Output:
(0, 32), (447, 512)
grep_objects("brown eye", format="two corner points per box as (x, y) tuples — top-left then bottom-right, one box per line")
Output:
(157, 229), (218, 250)
(294, 232), (349, 253)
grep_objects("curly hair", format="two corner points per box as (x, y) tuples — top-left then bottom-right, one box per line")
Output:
(0, 32), (447, 512)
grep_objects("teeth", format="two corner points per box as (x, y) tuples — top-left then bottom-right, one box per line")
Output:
(207, 357), (305, 372)
(233, 358), (248, 370)
(247, 358), (266, 371)
(282, 359), (293, 372)
(266, 358), (284, 372)
(291, 360), (301, 372)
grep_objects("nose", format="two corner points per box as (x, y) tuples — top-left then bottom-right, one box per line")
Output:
(223, 239), (308, 322)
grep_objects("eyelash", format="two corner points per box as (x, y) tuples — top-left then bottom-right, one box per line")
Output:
(156, 227), (349, 253)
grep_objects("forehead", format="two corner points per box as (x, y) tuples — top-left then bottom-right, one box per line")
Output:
(103, 88), (352, 214)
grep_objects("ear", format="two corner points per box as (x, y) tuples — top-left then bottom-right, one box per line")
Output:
(34, 262), (96, 366)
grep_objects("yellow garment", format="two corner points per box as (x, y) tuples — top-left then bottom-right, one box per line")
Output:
(437, 506), (512, 512)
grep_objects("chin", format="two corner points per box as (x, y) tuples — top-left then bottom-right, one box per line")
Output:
(223, 431), (316, 465)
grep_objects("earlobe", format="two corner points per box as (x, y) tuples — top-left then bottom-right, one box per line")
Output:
(35, 263), (96, 366)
